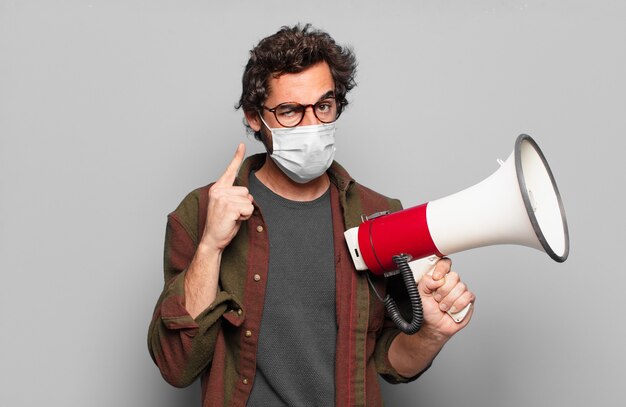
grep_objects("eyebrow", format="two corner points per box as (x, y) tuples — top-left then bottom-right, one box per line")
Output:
(272, 90), (336, 107)
(316, 90), (336, 102)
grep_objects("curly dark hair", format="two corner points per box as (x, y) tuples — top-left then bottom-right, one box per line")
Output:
(236, 24), (357, 140)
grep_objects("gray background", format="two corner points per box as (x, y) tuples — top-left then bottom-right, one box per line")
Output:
(1, 1), (624, 406)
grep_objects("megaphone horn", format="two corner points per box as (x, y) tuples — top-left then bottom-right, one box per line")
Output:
(345, 134), (569, 334)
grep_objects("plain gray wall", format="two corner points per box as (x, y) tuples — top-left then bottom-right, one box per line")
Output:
(1, 1), (624, 406)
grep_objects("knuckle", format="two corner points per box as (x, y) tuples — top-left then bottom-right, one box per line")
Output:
(457, 292), (473, 308)
(451, 282), (466, 298)
(242, 205), (254, 216)
(208, 186), (222, 198)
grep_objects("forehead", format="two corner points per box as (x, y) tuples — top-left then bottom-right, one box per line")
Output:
(265, 61), (335, 105)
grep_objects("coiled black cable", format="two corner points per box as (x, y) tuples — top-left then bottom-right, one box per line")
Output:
(384, 254), (423, 335)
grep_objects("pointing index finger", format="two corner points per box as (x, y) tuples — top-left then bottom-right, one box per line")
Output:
(216, 143), (245, 186)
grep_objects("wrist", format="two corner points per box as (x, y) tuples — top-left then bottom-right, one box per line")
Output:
(415, 324), (452, 345)
(390, 324), (450, 378)
(186, 240), (223, 283)
(197, 238), (224, 257)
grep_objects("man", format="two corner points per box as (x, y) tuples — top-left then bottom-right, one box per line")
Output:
(148, 24), (475, 406)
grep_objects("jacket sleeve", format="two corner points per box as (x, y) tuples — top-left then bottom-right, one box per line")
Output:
(147, 193), (243, 388)
(374, 316), (432, 384)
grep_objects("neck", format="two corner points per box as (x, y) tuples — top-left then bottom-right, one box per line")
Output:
(255, 154), (330, 202)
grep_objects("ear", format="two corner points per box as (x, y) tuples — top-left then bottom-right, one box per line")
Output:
(245, 110), (273, 154)
(245, 111), (262, 132)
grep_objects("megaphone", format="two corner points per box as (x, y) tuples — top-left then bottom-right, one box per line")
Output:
(344, 134), (569, 334)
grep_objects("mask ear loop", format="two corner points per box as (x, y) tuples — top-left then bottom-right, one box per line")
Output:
(257, 112), (274, 154)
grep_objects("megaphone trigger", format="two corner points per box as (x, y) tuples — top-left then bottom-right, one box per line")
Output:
(407, 255), (439, 281)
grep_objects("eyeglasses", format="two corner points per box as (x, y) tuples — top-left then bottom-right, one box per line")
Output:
(262, 97), (342, 128)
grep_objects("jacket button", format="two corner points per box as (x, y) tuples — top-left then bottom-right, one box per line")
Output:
(256, 225), (264, 233)
(237, 309), (243, 316)
(253, 274), (261, 282)
(242, 378), (249, 385)
(245, 330), (252, 337)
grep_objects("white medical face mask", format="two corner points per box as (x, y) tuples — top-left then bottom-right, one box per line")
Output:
(259, 116), (337, 184)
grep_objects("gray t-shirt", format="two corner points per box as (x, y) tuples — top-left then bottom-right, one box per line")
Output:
(246, 172), (336, 407)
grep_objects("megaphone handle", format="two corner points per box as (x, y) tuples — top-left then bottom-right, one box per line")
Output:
(408, 256), (472, 323)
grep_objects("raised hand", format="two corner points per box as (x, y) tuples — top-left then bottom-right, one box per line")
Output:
(201, 143), (255, 252)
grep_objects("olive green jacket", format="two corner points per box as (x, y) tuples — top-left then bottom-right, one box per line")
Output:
(148, 154), (422, 406)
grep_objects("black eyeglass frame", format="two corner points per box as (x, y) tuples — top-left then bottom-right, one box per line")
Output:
(261, 97), (344, 128)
